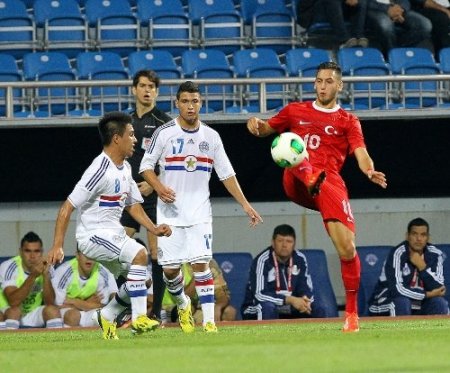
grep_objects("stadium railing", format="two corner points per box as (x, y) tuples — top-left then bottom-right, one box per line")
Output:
(2, 74), (450, 123)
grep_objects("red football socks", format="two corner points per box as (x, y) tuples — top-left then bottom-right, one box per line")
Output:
(340, 254), (361, 315)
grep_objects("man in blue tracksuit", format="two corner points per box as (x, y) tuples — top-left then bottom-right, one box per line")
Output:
(241, 224), (325, 320)
(369, 217), (449, 316)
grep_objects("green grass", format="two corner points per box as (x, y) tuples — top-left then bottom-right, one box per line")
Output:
(1, 318), (450, 372)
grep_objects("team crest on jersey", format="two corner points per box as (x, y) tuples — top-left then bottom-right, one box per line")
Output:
(185, 156), (197, 172)
(199, 141), (209, 152)
(292, 265), (300, 275)
(157, 247), (164, 260)
(324, 125), (343, 136)
(114, 179), (120, 193)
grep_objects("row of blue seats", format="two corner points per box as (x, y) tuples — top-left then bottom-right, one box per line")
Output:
(2, 45), (450, 116)
(3, 45), (449, 82)
(14, 0), (297, 23)
(0, 47), (295, 116)
(0, 0), (300, 58)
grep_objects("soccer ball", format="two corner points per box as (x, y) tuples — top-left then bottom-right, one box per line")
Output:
(270, 132), (308, 168)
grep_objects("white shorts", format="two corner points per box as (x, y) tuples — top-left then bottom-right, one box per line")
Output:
(157, 223), (213, 267)
(60, 308), (97, 327)
(21, 305), (46, 328)
(77, 230), (145, 278)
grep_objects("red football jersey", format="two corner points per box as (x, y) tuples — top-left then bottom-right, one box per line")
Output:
(268, 101), (366, 174)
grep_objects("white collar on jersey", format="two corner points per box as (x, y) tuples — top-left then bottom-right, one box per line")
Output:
(312, 100), (341, 113)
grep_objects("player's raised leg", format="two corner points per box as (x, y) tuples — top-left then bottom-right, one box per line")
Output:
(289, 159), (326, 197)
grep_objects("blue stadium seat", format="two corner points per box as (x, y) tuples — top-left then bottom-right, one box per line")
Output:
(0, 0), (39, 58)
(23, 51), (77, 115)
(213, 252), (253, 320)
(233, 48), (287, 110)
(34, 0), (90, 59)
(356, 245), (391, 316)
(128, 50), (181, 113)
(241, 0), (297, 54)
(0, 54), (23, 116)
(439, 47), (450, 73)
(300, 249), (339, 317)
(128, 50), (181, 78)
(85, 0), (142, 56)
(388, 48), (440, 108)
(182, 49), (234, 111)
(189, 0), (246, 55)
(136, 0), (194, 57)
(435, 244), (450, 306)
(76, 51), (130, 112)
(285, 48), (330, 100)
(285, 48), (330, 76)
(337, 48), (391, 109)
(437, 48), (450, 107)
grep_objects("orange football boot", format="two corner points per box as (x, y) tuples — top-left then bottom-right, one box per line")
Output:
(342, 312), (360, 333)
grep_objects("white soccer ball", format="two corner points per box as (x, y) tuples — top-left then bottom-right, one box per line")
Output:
(270, 132), (308, 168)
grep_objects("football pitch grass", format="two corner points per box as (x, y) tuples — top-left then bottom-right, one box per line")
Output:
(1, 317), (450, 373)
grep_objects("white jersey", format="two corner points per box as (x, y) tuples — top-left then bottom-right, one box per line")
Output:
(68, 152), (143, 239)
(139, 119), (235, 226)
(52, 261), (118, 306)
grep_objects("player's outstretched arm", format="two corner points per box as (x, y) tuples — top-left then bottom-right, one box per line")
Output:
(222, 176), (263, 227)
(247, 117), (276, 137)
(354, 147), (387, 189)
(48, 199), (74, 265)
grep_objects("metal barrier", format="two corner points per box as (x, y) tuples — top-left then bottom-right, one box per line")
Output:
(1, 75), (450, 127)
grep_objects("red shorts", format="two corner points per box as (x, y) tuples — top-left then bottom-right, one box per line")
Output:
(283, 169), (356, 233)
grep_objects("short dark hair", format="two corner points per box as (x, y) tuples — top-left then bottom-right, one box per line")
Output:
(20, 231), (43, 248)
(176, 81), (200, 100)
(316, 61), (342, 79)
(407, 217), (429, 234)
(272, 224), (296, 240)
(132, 69), (160, 88)
(98, 111), (132, 146)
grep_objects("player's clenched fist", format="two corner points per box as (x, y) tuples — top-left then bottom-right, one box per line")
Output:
(151, 224), (172, 237)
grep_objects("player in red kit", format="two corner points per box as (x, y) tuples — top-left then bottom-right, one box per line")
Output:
(247, 61), (387, 332)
